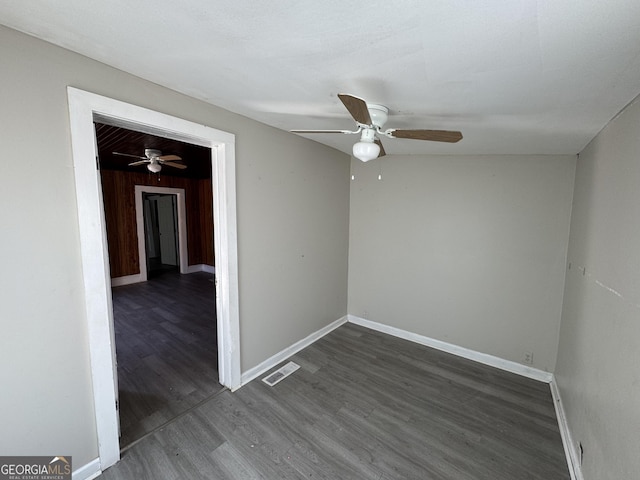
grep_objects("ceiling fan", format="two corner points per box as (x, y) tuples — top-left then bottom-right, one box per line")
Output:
(291, 94), (463, 161)
(112, 148), (187, 173)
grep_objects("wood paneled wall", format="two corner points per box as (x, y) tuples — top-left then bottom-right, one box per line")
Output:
(100, 170), (214, 278)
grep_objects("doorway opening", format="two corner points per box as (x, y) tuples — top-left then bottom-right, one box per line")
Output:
(96, 124), (220, 447)
(144, 193), (179, 277)
(130, 185), (190, 286)
(68, 87), (240, 470)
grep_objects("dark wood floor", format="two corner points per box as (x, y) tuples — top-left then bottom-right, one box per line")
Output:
(112, 271), (222, 447)
(101, 322), (569, 479)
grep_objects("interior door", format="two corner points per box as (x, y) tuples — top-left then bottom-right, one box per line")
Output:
(157, 195), (178, 266)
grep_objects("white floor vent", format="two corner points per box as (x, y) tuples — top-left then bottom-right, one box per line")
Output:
(262, 361), (300, 386)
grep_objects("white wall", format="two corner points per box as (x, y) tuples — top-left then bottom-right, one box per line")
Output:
(236, 120), (350, 366)
(348, 154), (575, 371)
(0, 26), (349, 468)
(556, 96), (640, 478)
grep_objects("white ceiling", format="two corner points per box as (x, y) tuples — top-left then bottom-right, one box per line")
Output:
(2, 0), (640, 156)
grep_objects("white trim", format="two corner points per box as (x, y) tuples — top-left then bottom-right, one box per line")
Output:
(210, 140), (241, 390)
(134, 186), (189, 281)
(347, 315), (554, 383)
(239, 316), (348, 389)
(550, 377), (583, 480)
(111, 274), (143, 287)
(72, 458), (101, 480)
(114, 265), (215, 286)
(67, 87), (241, 470)
(185, 263), (215, 274)
(67, 89), (120, 468)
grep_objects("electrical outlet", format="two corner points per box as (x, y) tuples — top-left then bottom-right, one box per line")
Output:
(523, 351), (533, 365)
(362, 311), (369, 319)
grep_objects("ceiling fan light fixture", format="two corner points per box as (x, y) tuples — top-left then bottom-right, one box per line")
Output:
(352, 140), (380, 162)
(352, 127), (380, 162)
(147, 161), (162, 173)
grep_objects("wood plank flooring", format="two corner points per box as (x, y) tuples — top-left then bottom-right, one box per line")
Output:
(111, 271), (223, 447)
(101, 323), (570, 479)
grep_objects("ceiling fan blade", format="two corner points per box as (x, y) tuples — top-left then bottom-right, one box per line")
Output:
(161, 161), (187, 170)
(389, 129), (463, 143)
(157, 154), (182, 161)
(375, 138), (386, 157)
(113, 152), (147, 160)
(338, 94), (372, 126)
(128, 160), (150, 166)
(290, 129), (358, 134)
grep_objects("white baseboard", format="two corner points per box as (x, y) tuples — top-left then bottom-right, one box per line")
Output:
(111, 274), (143, 287)
(185, 264), (215, 274)
(202, 264), (215, 274)
(347, 315), (554, 383)
(239, 316), (348, 388)
(550, 378), (583, 480)
(113, 265), (215, 286)
(72, 458), (101, 480)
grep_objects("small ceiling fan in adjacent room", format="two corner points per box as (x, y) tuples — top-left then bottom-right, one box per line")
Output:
(291, 94), (463, 161)
(112, 148), (187, 173)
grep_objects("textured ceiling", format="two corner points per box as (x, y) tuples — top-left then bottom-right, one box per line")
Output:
(2, 0), (640, 156)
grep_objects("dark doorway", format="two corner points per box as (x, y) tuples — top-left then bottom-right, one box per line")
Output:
(143, 193), (179, 278)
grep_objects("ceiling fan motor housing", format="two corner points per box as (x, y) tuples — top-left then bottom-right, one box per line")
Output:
(367, 104), (388, 128)
(145, 148), (162, 158)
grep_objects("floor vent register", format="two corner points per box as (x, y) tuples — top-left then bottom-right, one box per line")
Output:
(262, 361), (300, 386)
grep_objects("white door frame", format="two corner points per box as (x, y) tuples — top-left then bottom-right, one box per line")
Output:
(67, 87), (241, 470)
(112, 187), (189, 287)
(136, 186), (188, 281)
